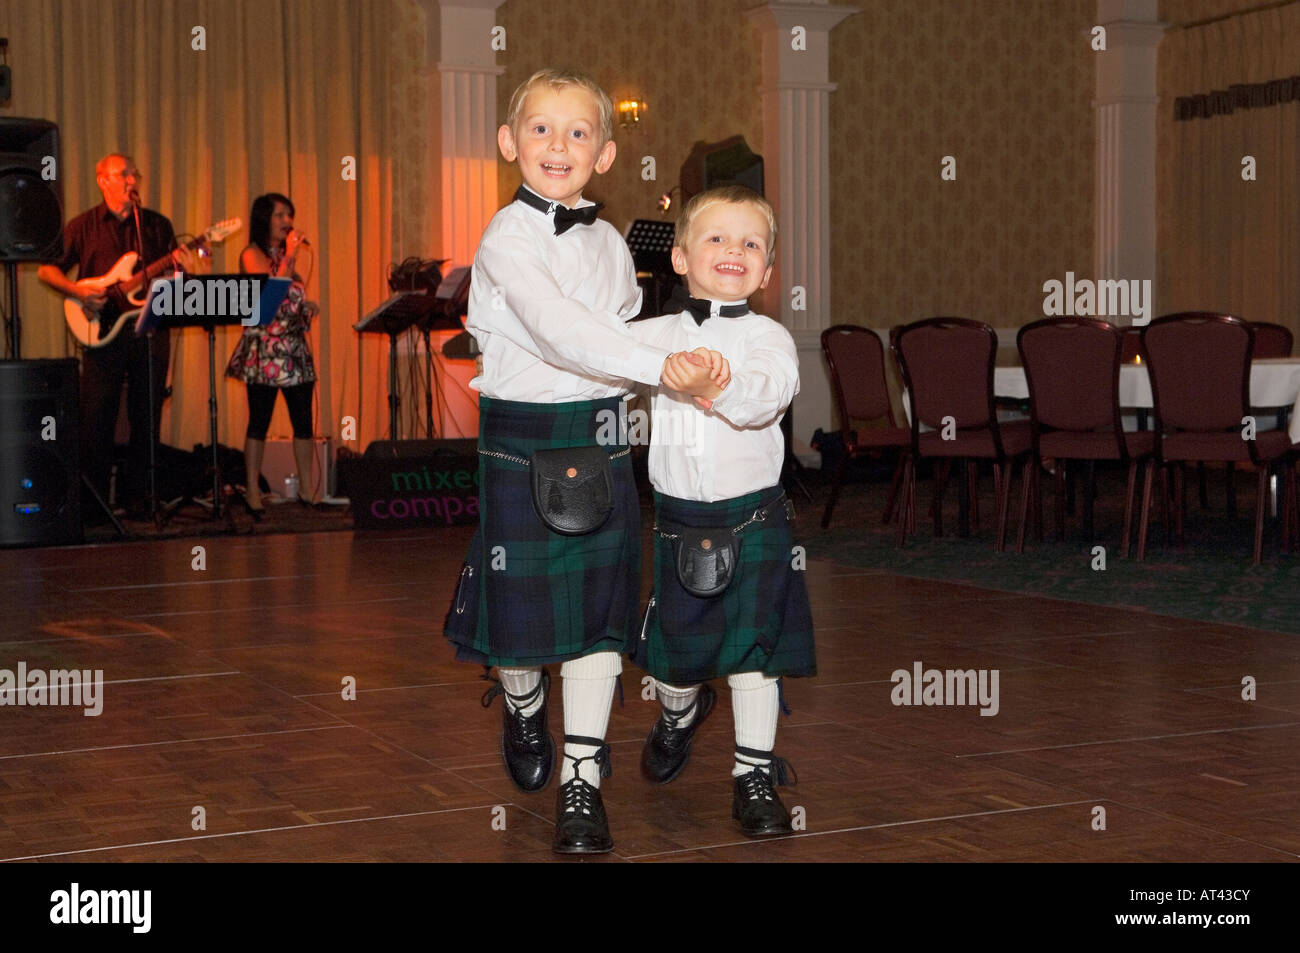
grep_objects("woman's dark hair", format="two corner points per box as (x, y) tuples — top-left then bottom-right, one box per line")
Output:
(248, 192), (295, 255)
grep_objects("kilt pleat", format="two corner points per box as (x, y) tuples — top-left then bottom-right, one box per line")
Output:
(631, 486), (817, 683)
(444, 396), (640, 667)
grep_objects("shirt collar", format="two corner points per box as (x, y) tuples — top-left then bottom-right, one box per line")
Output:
(676, 296), (751, 328)
(100, 201), (135, 223)
(516, 184), (596, 216)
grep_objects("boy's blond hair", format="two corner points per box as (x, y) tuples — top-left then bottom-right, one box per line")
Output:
(674, 185), (778, 267)
(506, 68), (615, 146)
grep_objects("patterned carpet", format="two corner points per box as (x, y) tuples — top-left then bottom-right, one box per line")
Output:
(800, 456), (1300, 635)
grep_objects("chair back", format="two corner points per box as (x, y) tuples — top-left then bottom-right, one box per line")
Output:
(895, 317), (997, 435)
(1143, 312), (1252, 433)
(821, 325), (897, 434)
(1251, 322), (1293, 358)
(1017, 318), (1123, 435)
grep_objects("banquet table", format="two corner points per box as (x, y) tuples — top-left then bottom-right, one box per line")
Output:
(991, 358), (1300, 443)
(898, 357), (1300, 537)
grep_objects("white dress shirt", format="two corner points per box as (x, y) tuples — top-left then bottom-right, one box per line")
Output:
(467, 187), (670, 402)
(629, 303), (800, 502)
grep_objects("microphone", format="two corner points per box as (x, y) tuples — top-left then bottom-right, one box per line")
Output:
(289, 229), (310, 247)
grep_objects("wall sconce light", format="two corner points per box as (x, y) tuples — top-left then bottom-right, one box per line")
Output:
(617, 98), (647, 128)
(657, 185), (682, 214)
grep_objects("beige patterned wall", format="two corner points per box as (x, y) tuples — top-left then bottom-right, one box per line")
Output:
(489, 0), (1095, 331)
(828, 0), (1095, 329)
(1159, 0), (1275, 24)
(494, 0), (763, 235)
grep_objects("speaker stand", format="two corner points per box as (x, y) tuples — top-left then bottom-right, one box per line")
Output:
(81, 473), (126, 537)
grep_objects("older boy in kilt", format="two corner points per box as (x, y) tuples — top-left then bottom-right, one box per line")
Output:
(443, 68), (728, 854)
(628, 185), (816, 836)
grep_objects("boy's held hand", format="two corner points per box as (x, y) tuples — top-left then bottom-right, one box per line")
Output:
(673, 347), (730, 387)
(693, 347), (731, 389)
(661, 351), (724, 400)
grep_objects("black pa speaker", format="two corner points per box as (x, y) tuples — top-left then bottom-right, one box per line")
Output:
(679, 135), (764, 200)
(0, 118), (63, 262)
(0, 359), (82, 546)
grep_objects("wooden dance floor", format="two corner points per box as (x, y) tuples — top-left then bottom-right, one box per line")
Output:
(1, 526), (1297, 864)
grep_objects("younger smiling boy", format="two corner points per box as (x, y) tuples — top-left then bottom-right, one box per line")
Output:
(444, 68), (726, 854)
(628, 185), (816, 836)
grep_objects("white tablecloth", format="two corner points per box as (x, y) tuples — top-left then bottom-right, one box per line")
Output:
(992, 358), (1300, 443)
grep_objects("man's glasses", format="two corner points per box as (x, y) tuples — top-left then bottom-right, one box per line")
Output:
(107, 169), (143, 180)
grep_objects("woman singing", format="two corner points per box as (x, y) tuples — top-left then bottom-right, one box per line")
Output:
(225, 192), (320, 514)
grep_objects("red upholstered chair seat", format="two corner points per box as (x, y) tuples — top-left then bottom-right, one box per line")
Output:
(917, 420), (1032, 459)
(1039, 430), (1154, 460)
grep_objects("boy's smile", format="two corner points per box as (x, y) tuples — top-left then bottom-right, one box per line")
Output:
(498, 86), (616, 209)
(672, 202), (774, 303)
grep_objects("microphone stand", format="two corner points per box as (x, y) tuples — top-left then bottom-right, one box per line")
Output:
(132, 195), (164, 527)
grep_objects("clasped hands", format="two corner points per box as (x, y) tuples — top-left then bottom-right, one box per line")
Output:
(660, 347), (730, 410)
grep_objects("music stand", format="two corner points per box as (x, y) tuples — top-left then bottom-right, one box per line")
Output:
(139, 274), (291, 521)
(418, 266), (471, 437)
(355, 291), (441, 440)
(626, 220), (676, 317)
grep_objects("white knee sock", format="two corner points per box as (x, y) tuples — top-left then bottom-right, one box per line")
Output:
(559, 651), (621, 786)
(496, 666), (543, 716)
(655, 680), (702, 727)
(728, 671), (779, 777)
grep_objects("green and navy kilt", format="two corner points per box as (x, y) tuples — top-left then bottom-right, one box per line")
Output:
(631, 486), (816, 684)
(443, 395), (640, 667)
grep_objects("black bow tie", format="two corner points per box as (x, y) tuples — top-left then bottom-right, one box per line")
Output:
(666, 284), (750, 326)
(514, 186), (603, 235)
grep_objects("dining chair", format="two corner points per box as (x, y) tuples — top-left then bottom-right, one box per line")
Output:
(1250, 322), (1293, 358)
(1192, 322), (1292, 514)
(1140, 312), (1296, 564)
(893, 317), (1032, 551)
(1016, 318), (1155, 556)
(819, 325), (911, 528)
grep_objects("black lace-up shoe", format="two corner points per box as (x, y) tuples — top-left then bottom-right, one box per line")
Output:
(732, 768), (792, 836)
(731, 747), (797, 837)
(641, 683), (716, 783)
(552, 776), (614, 854)
(481, 669), (553, 792)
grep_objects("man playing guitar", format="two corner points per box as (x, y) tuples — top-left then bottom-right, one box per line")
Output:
(37, 153), (198, 522)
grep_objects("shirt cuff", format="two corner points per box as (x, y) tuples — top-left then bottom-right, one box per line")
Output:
(707, 375), (741, 414)
(629, 344), (672, 387)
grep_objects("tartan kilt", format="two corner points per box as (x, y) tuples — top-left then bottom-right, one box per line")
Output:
(631, 486), (816, 684)
(443, 395), (640, 667)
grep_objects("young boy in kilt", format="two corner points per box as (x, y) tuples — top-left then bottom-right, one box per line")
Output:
(443, 67), (728, 854)
(628, 185), (816, 836)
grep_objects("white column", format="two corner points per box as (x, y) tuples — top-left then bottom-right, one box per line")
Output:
(747, 1), (858, 458)
(413, 0), (505, 437)
(436, 0), (507, 267)
(1093, 0), (1165, 323)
